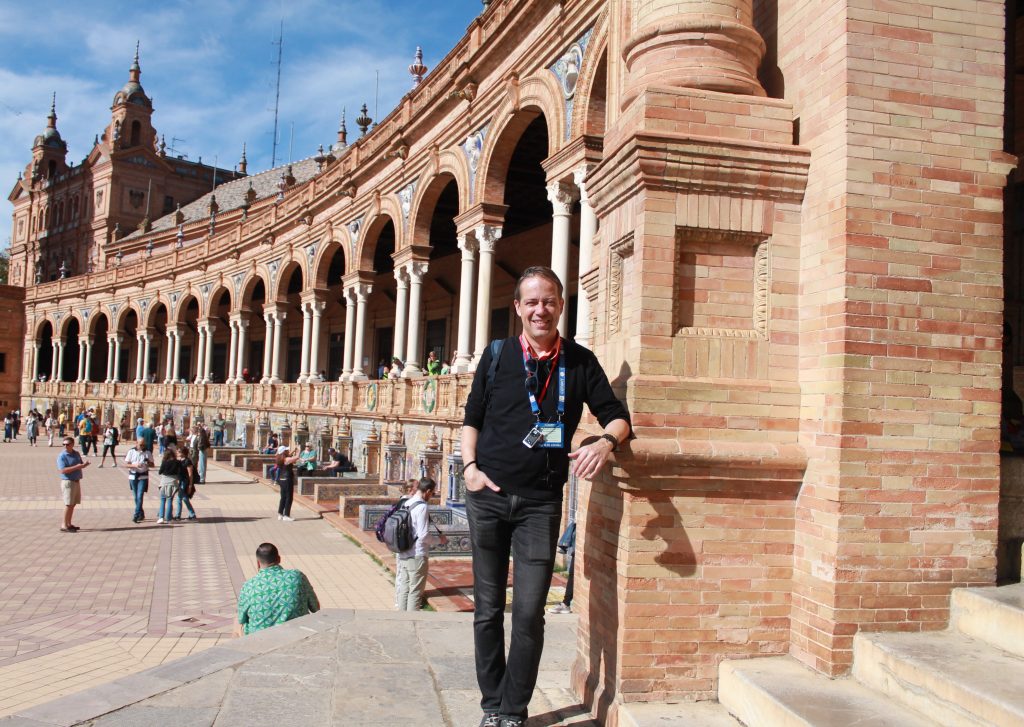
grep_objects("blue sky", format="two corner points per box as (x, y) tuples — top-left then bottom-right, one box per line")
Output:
(0, 0), (483, 251)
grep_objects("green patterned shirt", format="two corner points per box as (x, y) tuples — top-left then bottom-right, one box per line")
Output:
(237, 565), (320, 635)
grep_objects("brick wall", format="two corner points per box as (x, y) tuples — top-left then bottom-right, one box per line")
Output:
(776, 0), (1015, 675)
(0, 286), (26, 411)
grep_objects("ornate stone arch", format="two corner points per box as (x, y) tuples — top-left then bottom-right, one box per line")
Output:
(357, 208), (403, 272)
(271, 256), (306, 303)
(408, 172), (462, 250)
(33, 314), (57, 340)
(112, 302), (137, 334)
(478, 74), (564, 205)
(142, 295), (171, 329)
(311, 232), (349, 289)
(205, 282), (234, 320)
(86, 306), (112, 336)
(570, 14), (610, 139)
(57, 310), (84, 338)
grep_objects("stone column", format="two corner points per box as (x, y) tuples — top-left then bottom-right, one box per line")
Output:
(342, 289), (356, 381)
(112, 335), (123, 382)
(261, 313), (274, 384)
(84, 336), (94, 382)
(403, 261), (428, 378)
(169, 326), (182, 382)
(163, 328), (175, 383)
(472, 225), (502, 369)
(194, 326), (206, 383)
(453, 234), (477, 373)
(141, 334), (153, 383)
(203, 322), (216, 383)
(351, 284), (372, 380)
(135, 334), (145, 383)
(226, 320), (239, 384)
(393, 267), (410, 366)
(52, 341), (61, 381)
(270, 311), (286, 383)
(298, 303), (313, 382)
(235, 317), (249, 382)
(32, 342), (40, 381)
(547, 180), (577, 337)
(574, 166), (597, 349)
(78, 337), (89, 382)
(309, 300), (326, 381)
(105, 336), (116, 382)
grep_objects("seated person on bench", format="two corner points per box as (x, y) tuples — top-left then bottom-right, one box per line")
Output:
(324, 447), (356, 476)
(298, 442), (318, 472)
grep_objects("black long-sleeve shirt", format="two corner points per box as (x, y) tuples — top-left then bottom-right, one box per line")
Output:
(463, 337), (630, 501)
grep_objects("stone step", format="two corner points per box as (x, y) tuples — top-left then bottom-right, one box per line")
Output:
(619, 700), (742, 726)
(718, 655), (933, 727)
(951, 583), (1024, 659)
(853, 629), (1024, 727)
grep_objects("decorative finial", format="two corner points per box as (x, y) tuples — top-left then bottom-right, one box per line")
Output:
(337, 107), (348, 147)
(145, 239), (154, 257)
(356, 103), (372, 136)
(115, 248), (123, 265)
(132, 41), (140, 70)
(176, 224), (185, 249)
(47, 92), (57, 128)
(158, 134), (166, 156)
(238, 142), (247, 175)
(59, 260), (69, 279)
(409, 47), (427, 88)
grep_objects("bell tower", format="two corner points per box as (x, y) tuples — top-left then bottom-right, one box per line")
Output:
(106, 43), (155, 152)
(31, 94), (68, 182)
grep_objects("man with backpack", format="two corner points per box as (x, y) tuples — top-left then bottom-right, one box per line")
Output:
(461, 267), (631, 727)
(387, 478), (447, 611)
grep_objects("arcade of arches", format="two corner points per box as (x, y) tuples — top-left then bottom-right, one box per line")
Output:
(14, 0), (1022, 723)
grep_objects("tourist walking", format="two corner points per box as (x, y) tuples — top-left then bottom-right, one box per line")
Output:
(274, 445), (299, 521)
(124, 439), (153, 523)
(395, 478), (446, 611)
(461, 266), (631, 727)
(235, 543), (319, 636)
(26, 413), (39, 447)
(45, 411), (57, 446)
(3, 412), (12, 442)
(57, 410), (67, 437)
(212, 413), (226, 447)
(392, 479), (417, 608)
(98, 422), (119, 466)
(156, 445), (181, 524)
(548, 520), (576, 615)
(174, 446), (197, 520)
(57, 436), (90, 532)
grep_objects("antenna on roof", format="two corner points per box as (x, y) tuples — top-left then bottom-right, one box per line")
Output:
(270, 19), (284, 168)
(374, 70), (380, 129)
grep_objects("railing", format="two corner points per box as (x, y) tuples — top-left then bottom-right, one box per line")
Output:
(25, 374), (473, 422)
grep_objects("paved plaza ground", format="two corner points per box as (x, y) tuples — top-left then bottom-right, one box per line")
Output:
(0, 436), (395, 719)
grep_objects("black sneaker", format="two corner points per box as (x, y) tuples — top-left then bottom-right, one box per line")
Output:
(479, 714), (501, 727)
(499, 717), (524, 727)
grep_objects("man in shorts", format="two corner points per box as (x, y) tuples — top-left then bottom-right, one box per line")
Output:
(57, 436), (90, 532)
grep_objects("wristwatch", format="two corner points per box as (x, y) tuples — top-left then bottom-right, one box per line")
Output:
(599, 433), (618, 452)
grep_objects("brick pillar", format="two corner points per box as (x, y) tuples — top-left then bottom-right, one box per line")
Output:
(623, 0), (765, 107)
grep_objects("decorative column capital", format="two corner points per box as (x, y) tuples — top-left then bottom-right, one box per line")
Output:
(546, 181), (578, 216)
(457, 234), (478, 258)
(354, 283), (373, 302)
(474, 224), (502, 253)
(407, 260), (428, 283)
(573, 164), (595, 205)
(394, 266), (410, 286)
(166, 325), (182, 337)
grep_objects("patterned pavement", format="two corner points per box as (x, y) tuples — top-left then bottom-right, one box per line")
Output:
(0, 437), (395, 718)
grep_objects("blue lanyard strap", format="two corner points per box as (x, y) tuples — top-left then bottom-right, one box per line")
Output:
(525, 351), (565, 419)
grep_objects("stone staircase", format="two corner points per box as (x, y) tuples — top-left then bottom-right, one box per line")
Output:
(719, 582), (1024, 726)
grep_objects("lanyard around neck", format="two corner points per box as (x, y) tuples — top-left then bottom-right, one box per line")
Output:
(520, 335), (565, 419)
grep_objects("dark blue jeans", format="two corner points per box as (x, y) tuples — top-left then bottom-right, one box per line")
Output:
(130, 478), (147, 520)
(466, 487), (562, 719)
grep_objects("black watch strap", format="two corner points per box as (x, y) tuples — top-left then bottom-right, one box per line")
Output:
(599, 433), (618, 452)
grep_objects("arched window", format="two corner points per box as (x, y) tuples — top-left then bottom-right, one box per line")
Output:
(47, 160), (56, 178)
(130, 120), (141, 147)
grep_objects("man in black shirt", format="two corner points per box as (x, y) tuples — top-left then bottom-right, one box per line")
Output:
(462, 266), (630, 727)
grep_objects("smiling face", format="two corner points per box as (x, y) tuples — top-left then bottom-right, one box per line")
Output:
(514, 275), (564, 348)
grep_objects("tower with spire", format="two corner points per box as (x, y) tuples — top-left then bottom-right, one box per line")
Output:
(106, 42), (155, 151)
(7, 43), (245, 287)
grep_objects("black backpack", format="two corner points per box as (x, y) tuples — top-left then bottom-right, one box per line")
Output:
(381, 500), (425, 553)
(375, 496), (408, 543)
